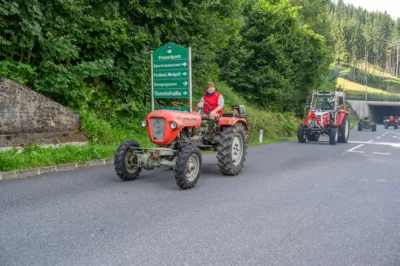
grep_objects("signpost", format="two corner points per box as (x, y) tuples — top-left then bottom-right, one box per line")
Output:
(151, 42), (192, 111)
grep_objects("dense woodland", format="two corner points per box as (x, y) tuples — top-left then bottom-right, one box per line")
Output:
(1, 0), (399, 128)
(330, 0), (400, 78)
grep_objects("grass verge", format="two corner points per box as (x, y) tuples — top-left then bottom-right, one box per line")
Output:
(0, 82), (301, 173)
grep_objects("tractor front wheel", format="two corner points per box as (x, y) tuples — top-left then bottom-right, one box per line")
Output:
(114, 140), (142, 181)
(174, 145), (202, 189)
(217, 124), (247, 176)
(307, 133), (319, 141)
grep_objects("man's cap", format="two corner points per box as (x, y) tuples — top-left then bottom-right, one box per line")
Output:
(205, 81), (215, 89)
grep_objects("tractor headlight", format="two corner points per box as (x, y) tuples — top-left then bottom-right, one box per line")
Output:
(142, 120), (148, 127)
(170, 121), (178, 129)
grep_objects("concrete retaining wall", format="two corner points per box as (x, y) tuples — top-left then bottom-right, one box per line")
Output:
(0, 78), (87, 147)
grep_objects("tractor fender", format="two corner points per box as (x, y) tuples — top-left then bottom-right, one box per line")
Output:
(336, 111), (348, 126)
(218, 117), (249, 131)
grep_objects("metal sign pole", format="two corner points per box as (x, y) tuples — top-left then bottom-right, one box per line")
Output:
(189, 47), (192, 112)
(151, 50), (154, 111)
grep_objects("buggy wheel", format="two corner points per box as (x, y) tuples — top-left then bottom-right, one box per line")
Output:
(338, 116), (350, 143)
(297, 126), (307, 143)
(114, 140), (142, 181)
(372, 124), (376, 132)
(329, 127), (338, 145)
(385, 124), (388, 129)
(217, 124), (247, 176)
(395, 125), (398, 129)
(174, 145), (202, 189)
(358, 124), (362, 131)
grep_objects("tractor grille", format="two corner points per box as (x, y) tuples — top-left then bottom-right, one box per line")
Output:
(150, 118), (165, 141)
(317, 114), (322, 123)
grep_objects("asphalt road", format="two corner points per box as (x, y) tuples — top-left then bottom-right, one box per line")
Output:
(1, 124), (400, 266)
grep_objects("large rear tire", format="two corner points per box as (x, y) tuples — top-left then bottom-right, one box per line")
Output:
(338, 116), (350, 143)
(114, 140), (142, 181)
(174, 145), (202, 189)
(329, 127), (338, 145)
(217, 124), (247, 176)
(297, 126), (307, 143)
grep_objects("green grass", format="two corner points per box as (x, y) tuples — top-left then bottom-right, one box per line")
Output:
(334, 64), (400, 94)
(0, 81), (301, 173)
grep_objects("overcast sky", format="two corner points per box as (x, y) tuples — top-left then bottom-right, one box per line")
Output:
(341, 0), (400, 20)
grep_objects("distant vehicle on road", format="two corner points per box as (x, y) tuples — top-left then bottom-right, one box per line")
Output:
(298, 90), (349, 145)
(358, 117), (376, 131)
(383, 116), (398, 129)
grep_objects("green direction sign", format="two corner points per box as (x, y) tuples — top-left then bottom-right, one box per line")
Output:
(151, 42), (191, 100)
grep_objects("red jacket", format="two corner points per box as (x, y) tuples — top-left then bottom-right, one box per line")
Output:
(203, 92), (223, 116)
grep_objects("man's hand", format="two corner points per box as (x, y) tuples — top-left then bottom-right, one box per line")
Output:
(197, 103), (202, 108)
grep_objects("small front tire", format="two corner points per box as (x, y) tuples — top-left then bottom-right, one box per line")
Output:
(114, 140), (142, 181)
(174, 146), (202, 189)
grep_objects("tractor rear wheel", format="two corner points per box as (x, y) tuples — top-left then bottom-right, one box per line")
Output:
(297, 126), (307, 143)
(174, 145), (202, 189)
(338, 116), (350, 143)
(329, 127), (338, 145)
(217, 124), (247, 176)
(114, 140), (142, 181)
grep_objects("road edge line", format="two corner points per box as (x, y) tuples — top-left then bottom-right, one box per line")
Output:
(0, 158), (115, 182)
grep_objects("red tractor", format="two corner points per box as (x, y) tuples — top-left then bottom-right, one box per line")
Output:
(298, 90), (350, 145)
(114, 102), (249, 189)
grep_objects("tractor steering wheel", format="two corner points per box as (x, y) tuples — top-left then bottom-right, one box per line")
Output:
(192, 100), (212, 114)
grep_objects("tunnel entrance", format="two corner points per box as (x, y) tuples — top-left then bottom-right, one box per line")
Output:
(368, 104), (400, 124)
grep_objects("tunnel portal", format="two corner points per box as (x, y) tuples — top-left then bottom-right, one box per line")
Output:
(368, 103), (400, 124)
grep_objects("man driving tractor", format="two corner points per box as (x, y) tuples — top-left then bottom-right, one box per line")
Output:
(197, 81), (224, 135)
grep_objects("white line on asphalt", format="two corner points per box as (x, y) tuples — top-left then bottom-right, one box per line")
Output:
(367, 140), (374, 143)
(387, 130), (400, 136)
(348, 141), (400, 147)
(377, 137), (381, 139)
(373, 152), (391, 155)
(347, 144), (364, 153)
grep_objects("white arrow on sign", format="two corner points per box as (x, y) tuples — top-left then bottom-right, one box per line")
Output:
(183, 72), (187, 76)
(182, 62), (187, 67)
(183, 81), (188, 86)
(183, 91), (188, 95)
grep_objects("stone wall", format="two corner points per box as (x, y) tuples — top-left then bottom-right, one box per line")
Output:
(0, 78), (87, 147)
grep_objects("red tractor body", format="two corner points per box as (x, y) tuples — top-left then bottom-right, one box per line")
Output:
(298, 90), (350, 145)
(114, 102), (249, 190)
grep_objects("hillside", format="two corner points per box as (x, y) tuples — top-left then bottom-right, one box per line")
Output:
(332, 64), (400, 101)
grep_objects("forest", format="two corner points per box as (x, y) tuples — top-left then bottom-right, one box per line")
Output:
(0, 0), (332, 122)
(329, 0), (400, 92)
(2, 0), (400, 171)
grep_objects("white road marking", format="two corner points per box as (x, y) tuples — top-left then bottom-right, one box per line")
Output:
(373, 152), (391, 155)
(347, 144), (364, 153)
(376, 137), (381, 139)
(387, 130), (400, 136)
(348, 141), (400, 147)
